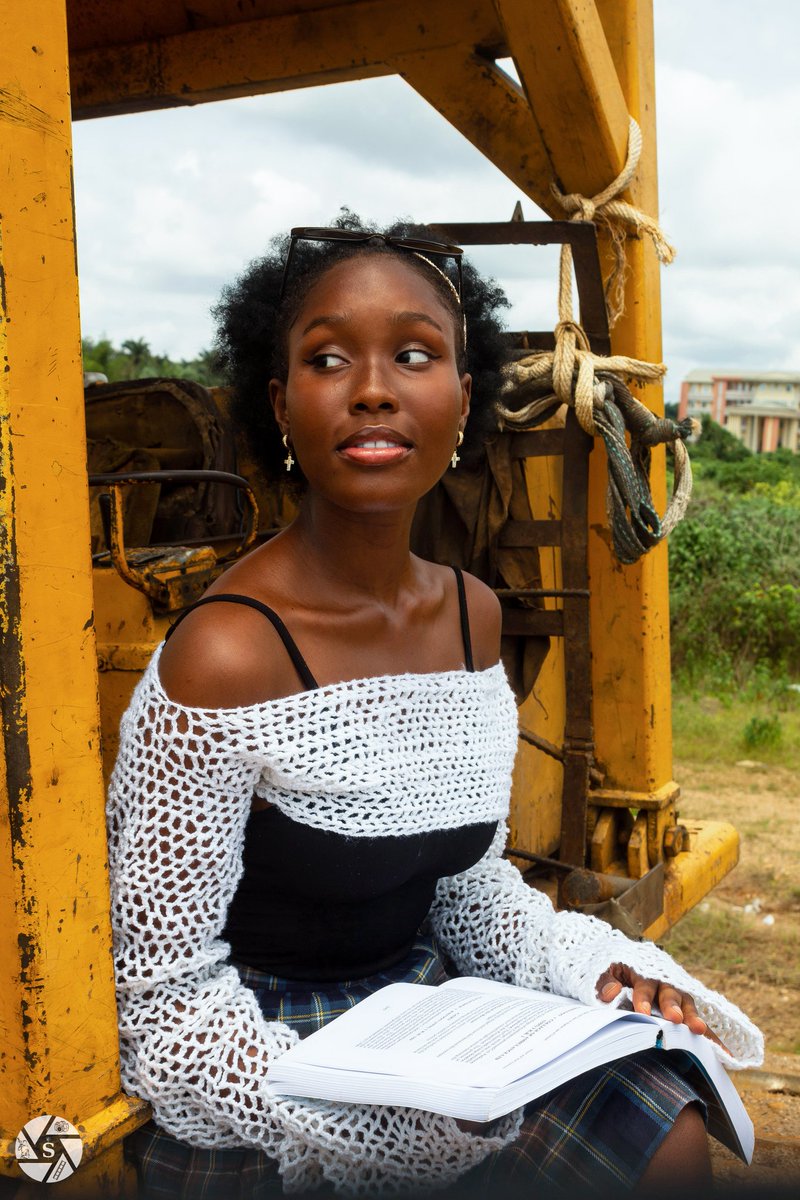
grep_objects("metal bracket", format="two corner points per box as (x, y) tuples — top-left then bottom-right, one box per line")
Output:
(89, 469), (259, 611)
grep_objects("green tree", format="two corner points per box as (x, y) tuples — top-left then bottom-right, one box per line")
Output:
(81, 336), (226, 387)
(121, 337), (152, 378)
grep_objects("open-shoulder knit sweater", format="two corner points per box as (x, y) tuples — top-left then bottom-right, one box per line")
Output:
(107, 646), (763, 1195)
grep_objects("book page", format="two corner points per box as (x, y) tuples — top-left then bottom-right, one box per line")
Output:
(276, 979), (650, 1088)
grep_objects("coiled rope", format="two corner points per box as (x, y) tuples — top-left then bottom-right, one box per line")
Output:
(497, 117), (695, 565)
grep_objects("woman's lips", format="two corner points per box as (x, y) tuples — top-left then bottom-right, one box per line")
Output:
(338, 440), (412, 466)
(337, 431), (413, 467)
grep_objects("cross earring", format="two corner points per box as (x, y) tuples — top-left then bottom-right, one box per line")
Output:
(451, 430), (464, 469)
(282, 433), (294, 472)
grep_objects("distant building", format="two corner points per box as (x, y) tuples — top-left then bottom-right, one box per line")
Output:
(678, 370), (800, 453)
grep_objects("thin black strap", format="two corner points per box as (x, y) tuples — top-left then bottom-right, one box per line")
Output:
(165, 593), (319, 690)
(452, 567), (475, 672)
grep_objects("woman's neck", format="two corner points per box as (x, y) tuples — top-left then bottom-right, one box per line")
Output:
(286, 495), (418, 604)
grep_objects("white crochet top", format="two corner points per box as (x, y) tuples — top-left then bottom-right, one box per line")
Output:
(108, 646), (763, 1195)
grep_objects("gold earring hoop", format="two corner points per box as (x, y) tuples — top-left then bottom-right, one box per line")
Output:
(451, 430), (464, 469)
(282, 433), (294, 473)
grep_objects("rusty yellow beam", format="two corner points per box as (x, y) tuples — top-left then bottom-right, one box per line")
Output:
(396, 48), (557, 216)
(488, 0), (674, 798)
(584, 0), (675, 796)
(0, 0), (147, 1183)
(69, 0), (506, 119)
(492, 0), (630, 196)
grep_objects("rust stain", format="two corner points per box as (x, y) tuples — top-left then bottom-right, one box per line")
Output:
(0, 432), (33, 864)
(17, 932), (35, 973)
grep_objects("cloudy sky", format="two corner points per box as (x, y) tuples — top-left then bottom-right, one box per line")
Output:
(71, 0), (800, 407)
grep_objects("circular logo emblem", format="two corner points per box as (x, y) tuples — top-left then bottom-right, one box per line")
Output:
(15, 1115), (83, 1183)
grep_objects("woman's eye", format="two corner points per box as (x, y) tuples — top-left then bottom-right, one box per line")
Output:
(306, 352), (347, 369)
(397, 348), (437, 365)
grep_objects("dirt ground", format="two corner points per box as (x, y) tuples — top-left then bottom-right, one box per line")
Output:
(665, 758), (800, 1189)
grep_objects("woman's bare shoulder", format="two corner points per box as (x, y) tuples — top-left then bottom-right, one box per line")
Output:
(157, 598), (300, 709)
(431, 564), (501, 671)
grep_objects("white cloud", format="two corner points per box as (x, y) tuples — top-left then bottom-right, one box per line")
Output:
(653, 5), (800, 402)
(71, 1), (800, 399)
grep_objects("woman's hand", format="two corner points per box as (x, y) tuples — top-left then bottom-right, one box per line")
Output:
(596, 963), (730, 1052)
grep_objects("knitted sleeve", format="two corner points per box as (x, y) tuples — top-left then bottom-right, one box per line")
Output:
(108, 669), (522, 1195)
(430, 822), (764, 1069)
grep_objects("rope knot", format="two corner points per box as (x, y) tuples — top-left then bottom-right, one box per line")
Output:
(492, 114), (690, 565)
(550, 117), (675, 327)
(555, 191), (596, 223)
(554, 319), (591, 350)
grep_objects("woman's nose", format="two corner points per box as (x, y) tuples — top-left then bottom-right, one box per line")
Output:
(349, 359), (398, 413)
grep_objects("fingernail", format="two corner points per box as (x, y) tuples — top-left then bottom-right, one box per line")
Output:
(601, 983), (616, 998)
(640, 1001), (651, 1014)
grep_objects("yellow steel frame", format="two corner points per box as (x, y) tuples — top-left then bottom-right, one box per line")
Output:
(0, 3), (149, 1190)
(1, 1), (738, 1191)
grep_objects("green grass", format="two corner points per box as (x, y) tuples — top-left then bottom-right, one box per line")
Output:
(671, 682), (800, 771)
(664, 905), (800, 992)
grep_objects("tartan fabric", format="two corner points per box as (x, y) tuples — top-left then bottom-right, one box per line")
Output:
(125, 1131), (284, 1200)
(460, 1048), (706, 1198)
(234, 933), (448, 1038)
(125, 937), (704, 1199)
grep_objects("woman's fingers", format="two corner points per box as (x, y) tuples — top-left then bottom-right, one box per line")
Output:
(630, 976), (659, 1014)
(655, 983), (686, 1022)
(599, 978), (623, 1001)
(596, 966), (730, 1052)
(679, 993), (707, 1035)
(597, 964), (658, 1008)
(597, 961), (640, 1001)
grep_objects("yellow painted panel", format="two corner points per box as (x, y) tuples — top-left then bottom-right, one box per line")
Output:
(509, 422), (567, 856)
(92, 567), (169, 781)
(644, 821), (741, 941)
(0, 0), (129, 1167)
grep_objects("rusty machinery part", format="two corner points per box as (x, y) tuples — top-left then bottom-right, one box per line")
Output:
(506, 848), (666, 936)
(86, 377), (241, 550)
(663, 823), (690, 857)
(517, 724), (605, 788)
(566, 864), (666, 939)
(561, 866), (644, 907)
(89, 470), (259, 612)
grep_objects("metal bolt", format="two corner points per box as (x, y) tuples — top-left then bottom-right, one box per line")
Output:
(663, 825), (689, 857)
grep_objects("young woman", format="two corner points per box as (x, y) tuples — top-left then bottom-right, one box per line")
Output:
(111, 217), (762, 1198)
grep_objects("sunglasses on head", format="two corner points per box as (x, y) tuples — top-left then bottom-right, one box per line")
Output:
(279, 227), (465, 306)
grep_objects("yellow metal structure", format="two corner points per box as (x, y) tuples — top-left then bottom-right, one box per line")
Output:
(1, 1), (740, 1193)
(0, 2), (149, 1190)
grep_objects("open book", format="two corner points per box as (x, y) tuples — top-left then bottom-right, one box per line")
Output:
(267, 976), (753, 1163)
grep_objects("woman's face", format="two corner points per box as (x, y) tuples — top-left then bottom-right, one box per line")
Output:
(270, 254), (471, 513)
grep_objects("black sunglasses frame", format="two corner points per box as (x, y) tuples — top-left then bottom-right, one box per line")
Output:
(279, 227), (465, 304)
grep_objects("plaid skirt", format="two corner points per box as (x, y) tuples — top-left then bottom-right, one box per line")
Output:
(125, 935), (705, 1198)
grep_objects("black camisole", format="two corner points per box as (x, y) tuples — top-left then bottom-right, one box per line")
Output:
(165, 568), (497, 980)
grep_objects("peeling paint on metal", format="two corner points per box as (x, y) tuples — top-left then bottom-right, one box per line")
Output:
(0, 434), (34, 864)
